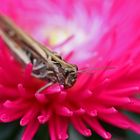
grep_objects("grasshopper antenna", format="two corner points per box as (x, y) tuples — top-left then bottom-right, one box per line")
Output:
(77, 66), (116, 74)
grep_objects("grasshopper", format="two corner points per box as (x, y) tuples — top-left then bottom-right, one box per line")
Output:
(0, 15), (78, 93)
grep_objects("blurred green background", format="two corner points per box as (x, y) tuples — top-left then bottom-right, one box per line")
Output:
(0, 112), (140, 140)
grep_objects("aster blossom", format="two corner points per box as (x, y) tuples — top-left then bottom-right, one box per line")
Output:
(0, 0), (140, 140)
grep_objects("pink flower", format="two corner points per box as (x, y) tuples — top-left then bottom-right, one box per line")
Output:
(0, 0), (140, 140)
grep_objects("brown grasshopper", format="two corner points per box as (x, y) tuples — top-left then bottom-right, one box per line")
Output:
(0, 15), (78, 93)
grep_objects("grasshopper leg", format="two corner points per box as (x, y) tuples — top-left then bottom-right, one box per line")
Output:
(36, 81), (53, 93)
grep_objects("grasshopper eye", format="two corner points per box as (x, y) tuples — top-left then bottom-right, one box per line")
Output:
(64, 68), (70, 73)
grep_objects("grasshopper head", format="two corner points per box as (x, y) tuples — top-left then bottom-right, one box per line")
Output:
(63, 64), (78, 88)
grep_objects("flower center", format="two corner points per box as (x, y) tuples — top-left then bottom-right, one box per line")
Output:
(48, 27), (70, 45)
(45, 25), (87, 48)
